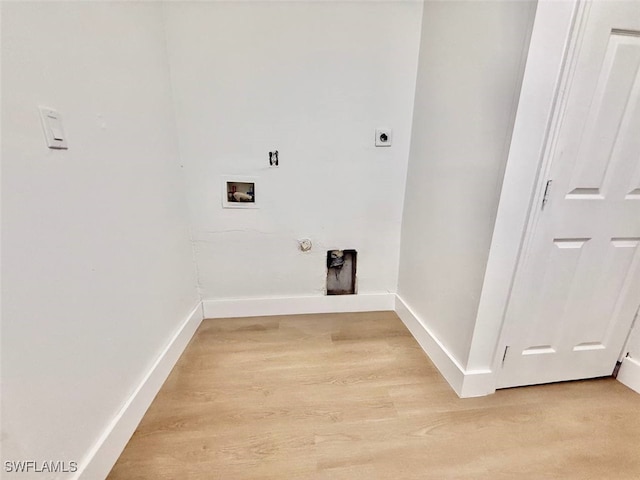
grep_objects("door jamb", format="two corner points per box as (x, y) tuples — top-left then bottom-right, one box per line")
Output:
(462, 0), (585, 396)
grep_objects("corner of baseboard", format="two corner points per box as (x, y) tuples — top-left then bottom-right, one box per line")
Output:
(617, 355), (640, 395)
(74, 302), (204, 480)
(459, 369), (496, 398)
(394, 295), (495, 398)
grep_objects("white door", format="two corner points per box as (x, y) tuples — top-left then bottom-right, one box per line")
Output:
(498, 0), (640, 389)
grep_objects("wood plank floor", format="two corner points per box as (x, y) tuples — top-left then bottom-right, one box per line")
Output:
(108, 312), (640, 480)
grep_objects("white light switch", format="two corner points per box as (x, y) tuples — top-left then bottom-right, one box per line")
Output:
(39, 107), (68, 149)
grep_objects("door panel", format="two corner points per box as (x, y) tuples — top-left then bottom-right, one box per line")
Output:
(498, 1), (640, 389)
(570, 32), (640, 195)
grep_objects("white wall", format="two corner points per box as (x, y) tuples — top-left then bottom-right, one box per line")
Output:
(163, 1), (423, 301)
(1, 2), (199, 476)
(398, 0), (537, 368)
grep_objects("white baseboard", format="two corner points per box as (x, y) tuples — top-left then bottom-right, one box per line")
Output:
(74, 303), (204, 480)
(617, 355), (640, 395)
(203, 293), (395, 319)
(395, 296), (493, 398)
(459, 368), (496, 398)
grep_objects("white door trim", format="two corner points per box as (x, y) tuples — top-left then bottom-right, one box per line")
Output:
(463, 0), (583, 392)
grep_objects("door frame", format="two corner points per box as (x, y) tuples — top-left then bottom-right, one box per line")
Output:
(461, 0), (587, 397)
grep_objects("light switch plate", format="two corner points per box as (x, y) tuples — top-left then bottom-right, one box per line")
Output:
(39, 107), (68, 149)
(375, 128), (392, 147)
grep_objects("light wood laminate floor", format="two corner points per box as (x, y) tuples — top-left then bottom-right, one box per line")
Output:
(108, 312), (640, 479)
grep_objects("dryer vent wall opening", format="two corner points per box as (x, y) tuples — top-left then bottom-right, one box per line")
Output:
(326, 250), (357, 295)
